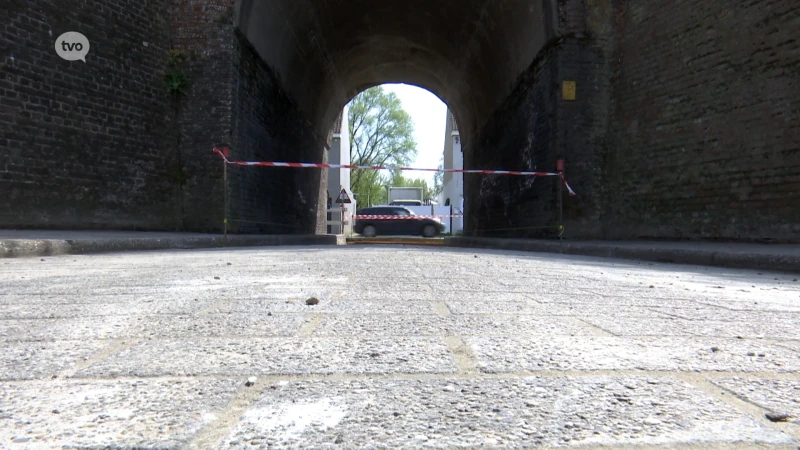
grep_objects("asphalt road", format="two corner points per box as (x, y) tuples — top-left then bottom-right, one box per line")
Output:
(1, 245), (798, 449)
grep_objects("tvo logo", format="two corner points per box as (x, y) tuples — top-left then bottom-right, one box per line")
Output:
(55, 32), (90, 62)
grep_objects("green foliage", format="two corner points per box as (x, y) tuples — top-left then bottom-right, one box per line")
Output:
(348, 86), (417, 206)
(165, 49), (188, 97)
(168, 49), (187, 66)
(164, 71), (188, 96)
(388, 171), (435, 200)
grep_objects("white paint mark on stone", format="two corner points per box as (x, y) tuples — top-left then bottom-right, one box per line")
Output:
(240, 398), (348, 439)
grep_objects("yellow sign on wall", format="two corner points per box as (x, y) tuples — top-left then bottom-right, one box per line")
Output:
(562, 81), (576, 101)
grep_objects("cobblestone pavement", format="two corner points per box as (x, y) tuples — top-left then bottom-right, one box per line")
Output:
(1, 245), (798, 449)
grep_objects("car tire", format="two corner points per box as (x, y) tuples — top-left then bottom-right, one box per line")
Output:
(422, 224), (438, 238)
(362, 225), (377, 238)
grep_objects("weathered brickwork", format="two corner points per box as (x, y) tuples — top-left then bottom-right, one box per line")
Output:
(0, 0), (326, 234)
(167, 0), (236, 232)
(226, 33), (325, 235)
(1, 0), (179, 230)
(604, 0), (800, 241)
(466, 0), (616, 239)
(465, 45), (560, 239)
(167, 0), (325, 234)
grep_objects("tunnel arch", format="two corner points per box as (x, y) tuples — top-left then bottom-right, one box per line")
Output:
(234, 0), (557, 147)
(324, 81), (464, 153)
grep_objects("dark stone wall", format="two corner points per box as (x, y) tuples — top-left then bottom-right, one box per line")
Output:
(464, 44), (561, 238)
(465, 0), (615, 239)
(603, 0), (800, 242)
(1, 0), (180, 230)
(226, 32), (326, 235)
(168, 0), (235, 233)
(1, 0), (326, 235)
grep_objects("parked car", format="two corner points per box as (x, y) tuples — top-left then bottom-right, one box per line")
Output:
(355, 206), (445, 237)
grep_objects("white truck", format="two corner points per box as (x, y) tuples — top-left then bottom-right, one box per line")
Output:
(387, 187), (424, 206)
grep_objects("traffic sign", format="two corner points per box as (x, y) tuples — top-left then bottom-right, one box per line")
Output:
(336, 188), (352, 204)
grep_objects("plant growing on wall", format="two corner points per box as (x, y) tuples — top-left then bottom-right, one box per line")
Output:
(165, 49), (188, 97)
(165, 48), (190, 223)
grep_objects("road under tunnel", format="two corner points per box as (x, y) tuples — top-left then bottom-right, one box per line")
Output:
(218, 0), (571, 239)
(2, 0), (798, 242)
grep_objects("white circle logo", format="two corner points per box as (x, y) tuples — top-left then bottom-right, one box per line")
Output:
(55, 32), (90, 62)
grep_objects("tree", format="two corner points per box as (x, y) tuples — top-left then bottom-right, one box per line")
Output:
(348, 86), (417, 206)
(387, 171), (436, 201)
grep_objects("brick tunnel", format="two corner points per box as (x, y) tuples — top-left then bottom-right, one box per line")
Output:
(3, 1), (798, 241)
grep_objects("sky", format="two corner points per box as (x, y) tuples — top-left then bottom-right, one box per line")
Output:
(381, 83), (447, 186)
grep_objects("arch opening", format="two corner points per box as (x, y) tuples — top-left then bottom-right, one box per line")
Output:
(230, 0), (558, 235)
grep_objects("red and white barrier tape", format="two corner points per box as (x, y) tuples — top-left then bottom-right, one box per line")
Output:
(354, 215), (463, 220)
(213, 147), (576, 196)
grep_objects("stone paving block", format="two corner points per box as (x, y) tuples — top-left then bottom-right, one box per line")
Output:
(0, 340), (112, 380)
(0, 320), (46, 340)
(466, 336), (800, 373)
(135, 313), (308, 338)
(76, 337), (457, 377)
(219, 376), (794, 449)
(312, 314), (591, 337)
(445, 299), (541, 314)
(533, 295), (704, 309)
(580, 315), (800, 340)
(0, 299), (215, 319)
(0, 379), (240, 448)
(429, 278), (509, 292)
(712, 378), (800, 425)
(446, 300), (668, 318)
(16, 313), (307, 341)
(586, 286), (731, 302)
(777, 341), (800, 353)
(9, 316), (144, 341)
(228, 298), (436, 314)
(0, 293), (135, 304)
(700, 297), (800, 312)
(661, 307), (800, 323)
(435, 291), (534, 303)
(323, 290), (442, 301)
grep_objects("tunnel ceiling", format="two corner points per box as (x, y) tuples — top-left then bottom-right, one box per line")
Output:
(236, 0), (555, 144)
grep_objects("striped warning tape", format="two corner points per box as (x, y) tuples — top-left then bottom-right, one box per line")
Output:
(213, 147), (576, 196)
(354, 215), (463, 220)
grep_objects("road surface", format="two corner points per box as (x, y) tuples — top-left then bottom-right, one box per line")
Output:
(1, 245), (798, 448)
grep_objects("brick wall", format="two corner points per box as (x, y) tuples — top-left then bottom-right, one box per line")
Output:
(604, 0), (800, 241)
(1, 0), (326, 234)
(465, 45), (561, 238)
(226, 32), (325, 235)
(465, 0), (615, 239)
(1, 0), (179, 230)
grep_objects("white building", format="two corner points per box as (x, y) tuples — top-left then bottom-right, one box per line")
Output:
(326, 106), (355, 234)
(326, 106), (351, 203)
(438, 109), (463, 234)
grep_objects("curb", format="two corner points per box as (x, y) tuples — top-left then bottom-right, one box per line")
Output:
(444, 237), (800, 274)
(0, 234), (346, 258)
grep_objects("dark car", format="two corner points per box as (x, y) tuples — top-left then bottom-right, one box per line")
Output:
(354, 206), (445, 238)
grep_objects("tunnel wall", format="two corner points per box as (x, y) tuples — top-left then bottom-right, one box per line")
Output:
(603, 0), (800, 241)
(1, 0), (181, 230)
(169, 0), (234, 232)
(466, 0), (615, 239)
(464, 40), (560, 238)
(226, 33), (326, 235)
(1, 0), (325, 234)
